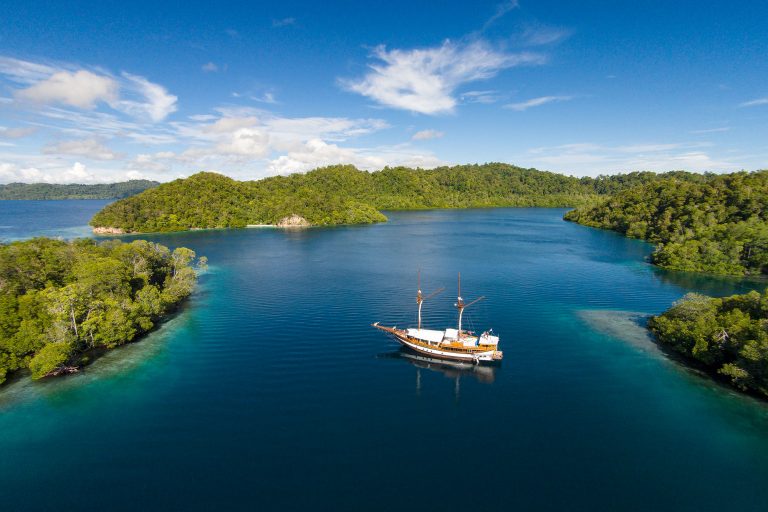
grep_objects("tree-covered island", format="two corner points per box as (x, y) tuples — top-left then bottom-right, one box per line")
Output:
(91, 163), (676, 233)
(91, 164), (768, 279)
(565, 170), (768, 276)
(564, 169), (768, 396)
(0, 180), (159, 200)
(649, 290), (768, 398)
(0, 238), (206, 384)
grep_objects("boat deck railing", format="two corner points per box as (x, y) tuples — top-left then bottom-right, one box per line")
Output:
(405, 336), (497, 353)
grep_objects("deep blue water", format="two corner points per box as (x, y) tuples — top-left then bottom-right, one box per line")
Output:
(1, 203), (767, 511)
(0, 199), (111, 242)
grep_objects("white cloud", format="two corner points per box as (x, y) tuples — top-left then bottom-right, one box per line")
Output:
(131, 151), (176, 172)
(412, 129), (444, 141)
(632, 152), (735, 171)
(203, 116), (258, 134)
(505, 95), (573, 111)
(232, 90), (277, 104)
(0, 56), (177, 123)
(114, 73), (177, 122)
(267, 139), (443, 175)
(0, 161), (107, 184)
(171, 112), (391, 165)
(189, 108), (387, 137)
(264, 116), (389, 142)
(35, 107), (179, 144)
(65, 161), (92, 181)
(0, 162), (37, 182)
(189, 114), (218, 121)
(342, 40), (544, 114)
(216, 127), (270, 157)
(739, 97), (768, 107)
(0, 127), (36, 139)
(0, 53), (443, 183)
(15, 70), (118, 109)
(268, 139), (379, 174)
(460, 90), (501, 104)
(690, 127), (730, 134)
(522, 141), (739, 176)
(43, 138), (123, 160)
(202, 62), (219, 73)
(0, 56), (57, 84)
(255, 92), (277, 104)
(615, 143), (686, 153)
(519, 25), (572, 46)
(482, 1), (519, 31)
(135, 151), (174, 164)
(0, 54), (452, 183)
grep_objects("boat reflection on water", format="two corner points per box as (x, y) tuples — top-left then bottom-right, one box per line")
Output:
(379, 348), (498, 398)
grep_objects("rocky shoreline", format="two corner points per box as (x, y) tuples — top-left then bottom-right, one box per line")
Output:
(92, 226), (127, 234)
(276, 214), (310, 228)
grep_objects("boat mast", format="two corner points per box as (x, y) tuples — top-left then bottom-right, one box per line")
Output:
(417, 270), (423, 331)
(456, 273), (464, 336)
(454, 272), (484, 338)
(416, 270), (443, 332)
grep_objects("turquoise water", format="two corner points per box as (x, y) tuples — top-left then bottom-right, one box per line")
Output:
(1, 203), (767, 511)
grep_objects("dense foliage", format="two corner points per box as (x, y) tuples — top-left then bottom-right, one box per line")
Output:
(649, 290), (768, 397)
(0, 180), (159, 200)
(565, 171), (768, 275)
(0, 238), (204, 383)
(91, 164), (668, 232)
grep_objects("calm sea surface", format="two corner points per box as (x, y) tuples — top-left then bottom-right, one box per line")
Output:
(0, 199), (110, 242)
(1, 201), (767, 511)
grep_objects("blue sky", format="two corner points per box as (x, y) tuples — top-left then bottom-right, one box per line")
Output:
(0, 0), (766, 183)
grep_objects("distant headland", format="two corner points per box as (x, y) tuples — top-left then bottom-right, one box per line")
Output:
(88, 163), (689, 233)
(88, 163), (768, 277)
(565, 170), (768, 276)
(0, 180), (159, 200)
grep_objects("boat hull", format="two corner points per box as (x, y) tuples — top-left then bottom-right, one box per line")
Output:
(373, 324), (502, 363)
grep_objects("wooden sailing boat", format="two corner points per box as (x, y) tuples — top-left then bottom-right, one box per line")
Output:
(373, 272), (503, 363)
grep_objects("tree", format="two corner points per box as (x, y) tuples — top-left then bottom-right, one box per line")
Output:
(566, 171), (768, 276)
(0, 238), (204, 384)
(29, 342), (74, 379)
(649, 288), (768, 397)
(91, 164), (676, 233)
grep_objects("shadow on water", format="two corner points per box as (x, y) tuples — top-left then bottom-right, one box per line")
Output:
(651, 266), (767, 297)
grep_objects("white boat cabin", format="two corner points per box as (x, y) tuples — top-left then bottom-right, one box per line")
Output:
(406, 328), (499, 347)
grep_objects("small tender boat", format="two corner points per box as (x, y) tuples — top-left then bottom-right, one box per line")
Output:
(373, 273), (502, 364)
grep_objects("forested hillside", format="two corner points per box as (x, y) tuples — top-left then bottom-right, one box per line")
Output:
(90, 164), (675, 232)
(565, 171), (768, 275)
(649, 290), (768, 397)
(0, 238), (205, 384)
(0, 180), (159, 200)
